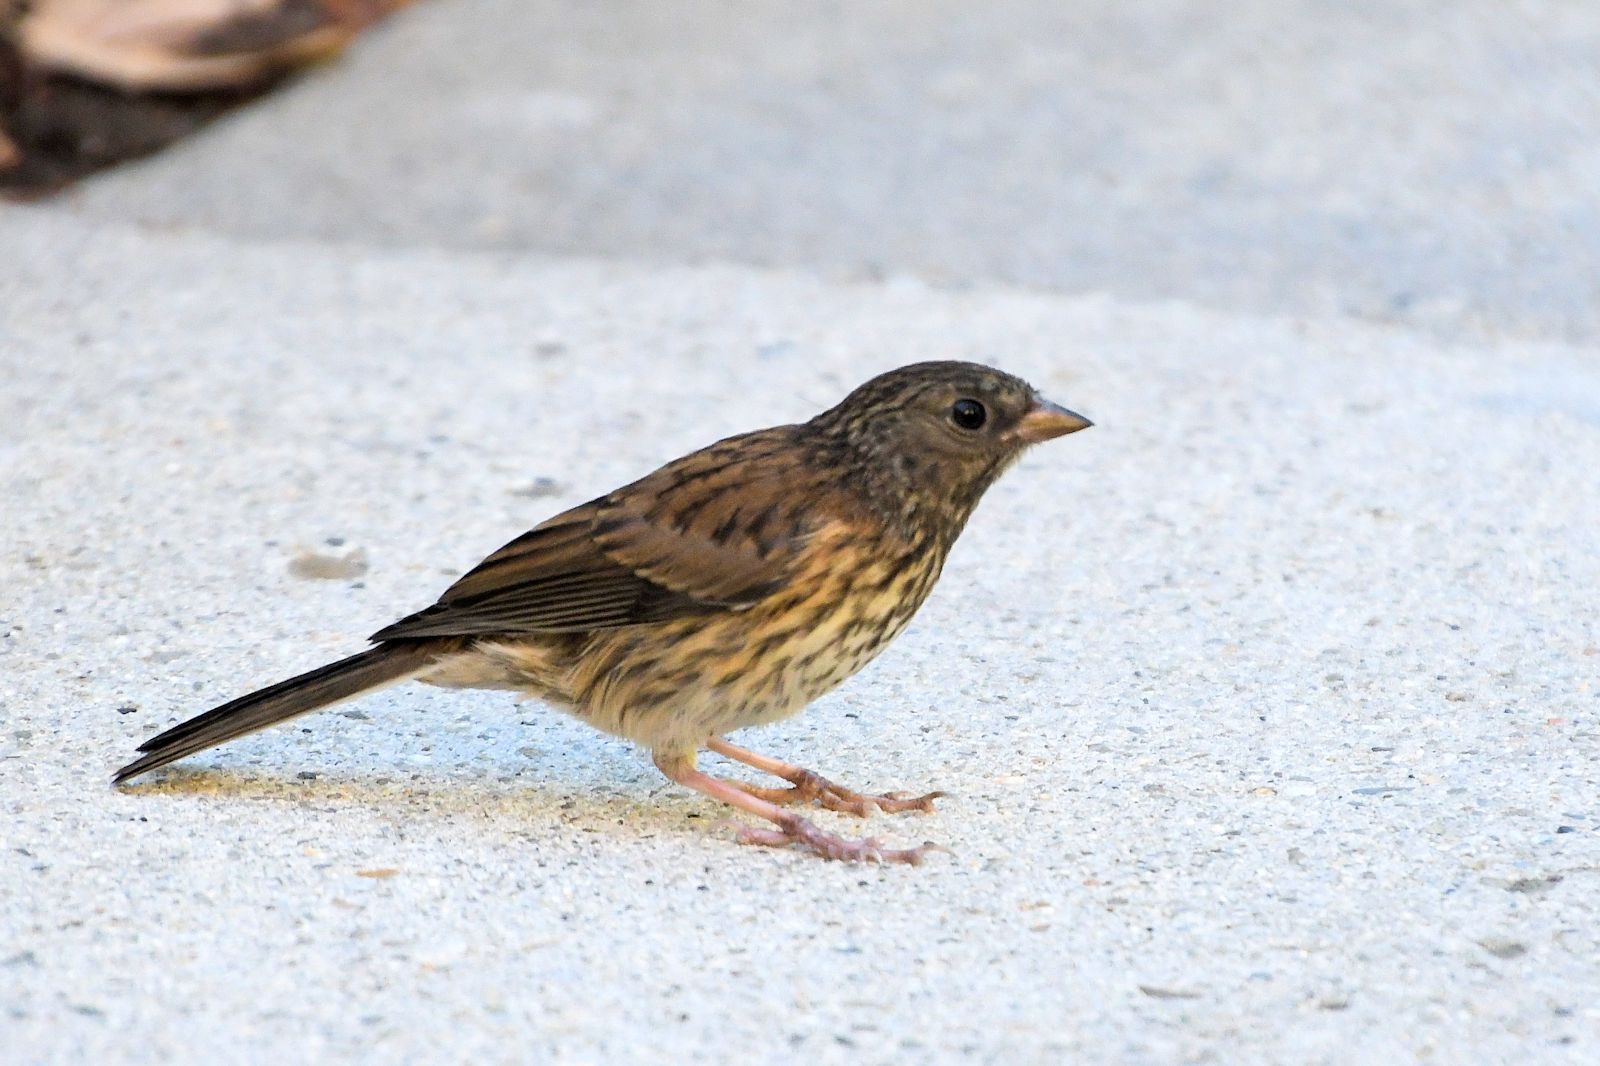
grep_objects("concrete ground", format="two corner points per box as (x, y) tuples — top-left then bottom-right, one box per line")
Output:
(4, 2), (1598, 1063)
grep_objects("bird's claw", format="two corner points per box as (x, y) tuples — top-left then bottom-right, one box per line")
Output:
(742, 769), (946, 817)
(817, 783), (946, 817)
(735, 814), (946, 864)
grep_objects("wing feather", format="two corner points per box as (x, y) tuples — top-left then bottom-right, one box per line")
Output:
(371, 427), (826, 642)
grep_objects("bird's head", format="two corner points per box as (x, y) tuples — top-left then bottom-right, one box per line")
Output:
(808, 360), (1092, 538)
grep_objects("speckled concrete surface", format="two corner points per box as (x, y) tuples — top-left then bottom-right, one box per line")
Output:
(3, 208), (1597, 1063)
(8, 2), (1600, 1059)
(62, 0), (1600, 343)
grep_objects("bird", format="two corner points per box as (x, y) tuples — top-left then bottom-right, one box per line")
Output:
(114, 361), (1092, 863)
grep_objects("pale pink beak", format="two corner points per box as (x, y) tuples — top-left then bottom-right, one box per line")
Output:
(1014, 397), (1093, 444)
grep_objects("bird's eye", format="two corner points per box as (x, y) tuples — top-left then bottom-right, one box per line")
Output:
(950, 398), (987, 430)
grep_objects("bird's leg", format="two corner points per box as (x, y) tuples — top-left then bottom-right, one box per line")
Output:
(705, 737), (945, 817)
(653, 752), (942, 865)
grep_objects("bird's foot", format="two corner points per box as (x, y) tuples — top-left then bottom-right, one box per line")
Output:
(735, 812), (946, 864)
(656, 750), (947, 865)
(736, 772), (944, 817)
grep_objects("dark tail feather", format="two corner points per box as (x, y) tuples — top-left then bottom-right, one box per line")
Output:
(113, 644), (436, 784)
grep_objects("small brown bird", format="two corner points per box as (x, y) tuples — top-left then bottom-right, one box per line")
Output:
(115, 361), (1091, 863)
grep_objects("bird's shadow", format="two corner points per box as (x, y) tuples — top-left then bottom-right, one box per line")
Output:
(113, 761), (723, 844)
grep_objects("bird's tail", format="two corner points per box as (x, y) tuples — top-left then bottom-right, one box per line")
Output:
(113, 643), (437, 784)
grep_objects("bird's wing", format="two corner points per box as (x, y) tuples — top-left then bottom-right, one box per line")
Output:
(371, 428), (823, 641)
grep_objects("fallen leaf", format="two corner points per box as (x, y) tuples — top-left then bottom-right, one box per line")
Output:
(18, 0), (409, 92)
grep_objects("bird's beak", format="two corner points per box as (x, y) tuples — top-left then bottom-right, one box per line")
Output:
(1014, 396), (1093, 444)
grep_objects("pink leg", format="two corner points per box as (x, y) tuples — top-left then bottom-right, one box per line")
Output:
(654, 751), (943, 865)
(706, 736), (945, 816)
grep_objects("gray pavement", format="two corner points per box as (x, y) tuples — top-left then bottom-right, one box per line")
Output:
(5, 2), (1600, 1063)
(64, 0), (1600, 344)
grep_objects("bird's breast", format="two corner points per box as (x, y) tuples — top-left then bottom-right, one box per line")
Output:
(570, 527), (945, 753)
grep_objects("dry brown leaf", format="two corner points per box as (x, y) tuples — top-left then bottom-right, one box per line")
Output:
(19, 0), (405, 91)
